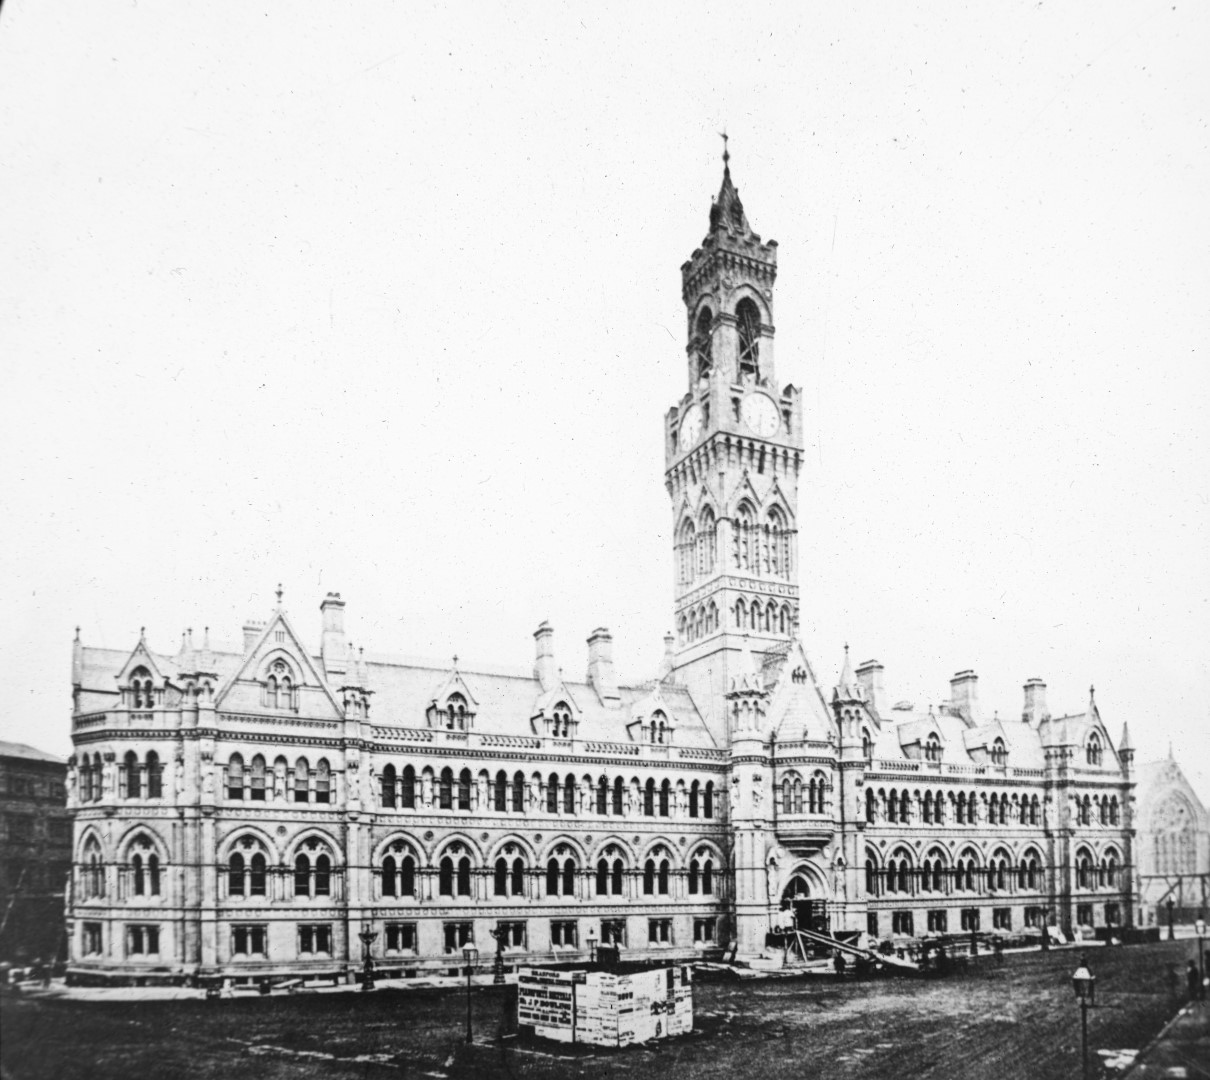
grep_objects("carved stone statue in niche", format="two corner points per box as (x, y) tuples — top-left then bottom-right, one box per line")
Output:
(765, 850), (780, 902)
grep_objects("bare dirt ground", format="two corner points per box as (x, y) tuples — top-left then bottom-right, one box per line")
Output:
(1, 941), (1200, 1080)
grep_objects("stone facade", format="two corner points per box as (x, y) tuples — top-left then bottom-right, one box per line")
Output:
(65, 157), (1136, 984)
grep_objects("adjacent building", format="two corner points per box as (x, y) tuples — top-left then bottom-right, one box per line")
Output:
(1134, 755), (1209, 922)
(0, 741), (71, 965)
(65, 155), (1136, 984)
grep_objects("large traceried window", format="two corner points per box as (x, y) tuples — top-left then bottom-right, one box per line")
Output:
(381, 840), (417, 898)
(227, 835), (268, 898)
(293, 837), (335, 898)
(265, 659), (295, 710)
(698, 506), (717, 576)
(677, 517), (697, 587)
(127, 834), (161, 898)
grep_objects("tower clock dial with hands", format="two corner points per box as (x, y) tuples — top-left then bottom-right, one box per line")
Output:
(740, 392), (780, 437)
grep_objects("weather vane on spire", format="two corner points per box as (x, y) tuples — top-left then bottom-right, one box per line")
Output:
(275, 583), (283, 607)
(719, 130), (730, 166)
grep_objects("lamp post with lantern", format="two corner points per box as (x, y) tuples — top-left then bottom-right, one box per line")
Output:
(1072, 959), (1096, 1080)
(462, 942), (479, 1043)
(587, 928), (598, 966)
(358, 925), (378, 993)
(1197, 918), (1206, 1000)
(1167, 897), (1176, 941)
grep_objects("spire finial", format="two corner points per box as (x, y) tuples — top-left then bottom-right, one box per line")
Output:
(139, 626), (145, 640)
(275, 583), (284, 606)
(719, 129), (730, 167)
(74, 626), (81, 642)
(1089, 684), (1095, 700)
(452, 653), (459, 669)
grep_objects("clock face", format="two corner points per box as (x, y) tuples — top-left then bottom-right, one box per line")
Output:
(678, 405), (704, 452)
(740, 393), (780, 437)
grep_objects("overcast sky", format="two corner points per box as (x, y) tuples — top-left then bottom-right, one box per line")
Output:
(1, 2), (1207, 800)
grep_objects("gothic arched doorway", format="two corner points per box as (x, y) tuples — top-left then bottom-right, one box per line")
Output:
(781, 874), (827, 935)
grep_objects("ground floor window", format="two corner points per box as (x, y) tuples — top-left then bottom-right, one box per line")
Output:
(1105, 902), (1121, 926)
(648, 919), (672, 945)
(232, 924), (267, 957)
(550, 921), (577, 948)
(1076, 903), (1094, 927)
(927, 910), (948, 933)
(126, 924), (160, 956)
(1024, 906), (1044, 928)
(693, 918), (716, 943)
(444, 922), (473, 953)
(496, 921), (527, 949)
(993, 908), (1012, 931)
(298, 924), (332, 956)
(601, 919), (627, 947)
(867, 912), (879, 938)
(892, 911), (914, 935)
(384, 923), (417, 953)
(83, 922), (103, 956)
(960, 908), (980, 932)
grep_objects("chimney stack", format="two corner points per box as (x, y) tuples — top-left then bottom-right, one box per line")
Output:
(1022, 678), (1048, 724)
(242, 620), (265, 653)
(320, 593), (347, 677)
(586, 627), (621, 708)
(855, 659), (886, 716)
(533, 621), (557, 691)
(949, 670), (979, 726)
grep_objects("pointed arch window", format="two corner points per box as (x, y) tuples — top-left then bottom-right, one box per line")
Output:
(643, 778), (655, 817)
(677, 517), (697, 587)
(495, 769), (509, 812)
(145, 751), (163, 799)
(695, 306), (713, 381)
(315, 759), (331, 804)
(1086, 733), (1103, 766)
(382, 763), (397, 809)
(924, 734), (941, 762)
(698, 506), (717, 575)
(736, 298), (761, 383)
(552, 702), (573, 739)
(130, 666), (155, 709)
(613, 776), (625, 816)
(248, 754), (265, 802)
(457, 768), (472, 811)
(382, 842), (417, 898)
(439, 768), (454, 810)
(563, 773), (576, 815)
(123, 750), (142, 800)
(597, 776), (608, 815)
(547, 773), (559, 814)
(401, 765), (416, 809)
(703, 781), (714, 819)
(512, 771), (525, 813)
(293, 758), (310, 803)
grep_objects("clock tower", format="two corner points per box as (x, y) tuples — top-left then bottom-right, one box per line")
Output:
(665, 148), (804, 744)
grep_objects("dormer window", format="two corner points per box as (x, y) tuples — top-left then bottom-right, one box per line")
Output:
(264, 659), (296, 711)
(130, 667), (155, 709)
(991, 738), (1007, 766)
(552, 702), (573, 739)
(1086, 732), (1103, 766)
(649, 710), (669, 744)
(924, 733), (941, 762)
(446, 693), (468, 731)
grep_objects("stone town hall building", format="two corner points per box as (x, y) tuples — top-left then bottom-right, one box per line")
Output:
(65, 157), (1135, 984)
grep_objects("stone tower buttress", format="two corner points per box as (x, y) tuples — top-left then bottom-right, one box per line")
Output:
(665, 152), (804, 744)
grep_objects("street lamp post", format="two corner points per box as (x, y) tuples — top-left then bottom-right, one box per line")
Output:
(1167, 897), (1176, 941)
(1197, 918), (1206, 1001)
(1072, 960), (1096, 1080)
(462, 942), (479, 1043)
(358, 925), (378, 992)
(488, 924), (506, 986)
(1041, 908), (1049, 952)
(587, 929), (598, 966)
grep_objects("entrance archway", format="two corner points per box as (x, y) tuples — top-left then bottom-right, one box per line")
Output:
(781, 874), (827, 934)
